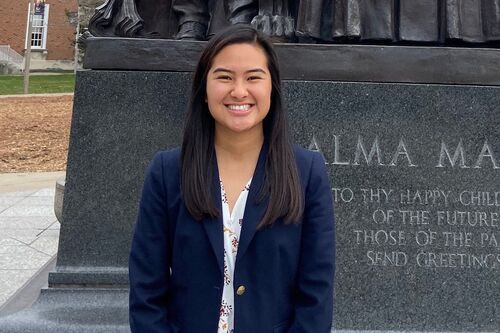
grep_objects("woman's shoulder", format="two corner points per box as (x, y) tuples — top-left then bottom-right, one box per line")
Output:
(292, 144), (329, 185)
(148, 147), (182, 175)
(154, 147), (181, 163)
(292, 144), (326, 167)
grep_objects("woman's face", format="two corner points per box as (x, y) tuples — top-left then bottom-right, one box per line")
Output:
(206, 43), (272, 137)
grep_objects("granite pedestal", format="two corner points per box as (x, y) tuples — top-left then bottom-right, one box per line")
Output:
(0, 41), (498, 332)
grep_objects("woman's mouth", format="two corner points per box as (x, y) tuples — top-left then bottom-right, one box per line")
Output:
(225, 104), (254, 116)
(226, 104), (253, 112)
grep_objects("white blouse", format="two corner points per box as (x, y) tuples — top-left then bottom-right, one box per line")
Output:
(217, 179), (251, 333)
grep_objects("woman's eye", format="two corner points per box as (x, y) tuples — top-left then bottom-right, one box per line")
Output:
(216, 75), (231, 80)
(248, 76), (262, 81)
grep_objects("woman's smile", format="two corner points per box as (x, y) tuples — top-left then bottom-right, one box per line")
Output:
(225, 103), (255, 116)
(226, 104), (253, 111)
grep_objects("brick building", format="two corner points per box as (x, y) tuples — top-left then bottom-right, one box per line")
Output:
(0, 0), (78, 71)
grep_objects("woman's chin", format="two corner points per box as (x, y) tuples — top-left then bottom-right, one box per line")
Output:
(222, 122), (262, 136)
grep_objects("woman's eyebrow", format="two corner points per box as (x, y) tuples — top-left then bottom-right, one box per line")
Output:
(212, 67), (233, 74)
(246, 68), (267, 74)
(212, 68), (267, 74)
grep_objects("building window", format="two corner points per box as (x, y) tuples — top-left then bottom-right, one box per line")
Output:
(25, 0), (50, 49)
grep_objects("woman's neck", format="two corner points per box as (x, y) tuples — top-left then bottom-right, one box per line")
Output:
(214, 126), (264, 212)
(214, 127), (264, 160)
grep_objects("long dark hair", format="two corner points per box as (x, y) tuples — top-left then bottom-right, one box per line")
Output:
(181, 24), (303, 227)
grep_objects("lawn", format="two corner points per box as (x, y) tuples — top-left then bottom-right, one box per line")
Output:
(0, 74), (75, 95)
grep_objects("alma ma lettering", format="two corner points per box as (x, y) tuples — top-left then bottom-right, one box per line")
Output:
(309, 135), (500, 169)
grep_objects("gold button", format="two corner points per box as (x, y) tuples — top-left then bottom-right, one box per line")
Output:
(236, 285), (246, 296)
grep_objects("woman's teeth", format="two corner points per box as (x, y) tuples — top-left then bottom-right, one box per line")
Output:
(227, 104), (251, 111)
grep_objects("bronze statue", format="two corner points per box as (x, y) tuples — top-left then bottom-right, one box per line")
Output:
(88, 0), (500, 45)
(172, 0), (210, 39)
(296, 0), (500, 43)
(89, 0), (145, 37)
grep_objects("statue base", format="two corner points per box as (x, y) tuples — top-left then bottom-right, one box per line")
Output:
(83, 37), (500, 86)
(1, 40), (499, 332)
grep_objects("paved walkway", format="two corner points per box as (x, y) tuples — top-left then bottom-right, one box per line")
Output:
(0, 93), (73, 99)
(0, 172), (64, 312)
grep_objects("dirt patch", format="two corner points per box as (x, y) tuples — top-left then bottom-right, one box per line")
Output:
(0, 95), (73, 173)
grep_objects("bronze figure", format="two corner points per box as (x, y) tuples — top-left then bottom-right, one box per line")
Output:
(88, 0), (500, 45)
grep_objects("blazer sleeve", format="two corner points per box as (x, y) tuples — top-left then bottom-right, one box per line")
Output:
(288, 152), (335, 333)
(129, 152), (179, 333)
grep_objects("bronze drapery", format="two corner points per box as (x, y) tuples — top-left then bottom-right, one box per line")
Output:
(88, 0), (500, 45)
(296, 0), (500, 43)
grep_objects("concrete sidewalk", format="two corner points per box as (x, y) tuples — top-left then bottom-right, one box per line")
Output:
(0, 93), (73, 99)
(0, 172), (64, 315)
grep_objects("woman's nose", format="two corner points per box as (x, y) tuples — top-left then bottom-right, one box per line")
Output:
(230, 80), (248, 98)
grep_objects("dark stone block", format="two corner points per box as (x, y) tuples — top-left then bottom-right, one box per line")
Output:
(286, 81), (500, 331)
(83, 38), (500, 86)
(51, 71), (190, 286)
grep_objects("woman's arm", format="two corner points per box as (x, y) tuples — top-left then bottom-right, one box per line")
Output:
(289, 152), (335, 333)
(129, 152), (179, 333)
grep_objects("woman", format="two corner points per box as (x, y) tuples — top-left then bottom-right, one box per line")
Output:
(129, 24), (335, 333)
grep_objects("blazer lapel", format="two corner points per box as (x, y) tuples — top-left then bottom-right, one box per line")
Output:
(202, 155), (224, 275)
(236, 143), (269, 263)
(203, 142), (269, 274)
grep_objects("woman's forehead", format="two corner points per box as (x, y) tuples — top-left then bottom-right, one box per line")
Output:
(210, 43), (268, 72)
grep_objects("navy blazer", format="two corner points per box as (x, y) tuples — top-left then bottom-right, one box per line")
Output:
(129, 144), (335, 333)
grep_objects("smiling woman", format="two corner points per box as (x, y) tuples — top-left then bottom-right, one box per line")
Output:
(206, 43), (271, 138)
(129, 25), (335, 333)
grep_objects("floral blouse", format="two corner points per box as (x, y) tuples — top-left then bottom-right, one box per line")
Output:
(217, 179), (252, 333)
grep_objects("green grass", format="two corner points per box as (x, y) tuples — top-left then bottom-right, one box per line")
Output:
(0, 74), (75, 95)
